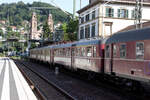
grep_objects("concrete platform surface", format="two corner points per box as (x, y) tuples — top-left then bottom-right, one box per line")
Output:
(0, 57), (37, 100)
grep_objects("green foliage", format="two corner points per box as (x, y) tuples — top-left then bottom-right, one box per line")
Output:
(42, 22), (53, 40)
(0, 1), (71, 26)
(61, 19), (78, 41)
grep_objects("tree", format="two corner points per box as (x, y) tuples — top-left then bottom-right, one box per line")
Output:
(42, 22), (53, 40)
(61, 18), (78, 41)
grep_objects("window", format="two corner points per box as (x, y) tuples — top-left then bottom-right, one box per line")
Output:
(93, 46), (97, 57)
(86, 14), (90, 22)
(76, 48), (81, 56)
(81, 48), (86, 56)
(66, 48), (70, 56)
(92, 11), (96, 19)
(87, 47), (92, 57)
(106, 7), (114, 17)
(91, 23), (96, 37)
(85, 25), (90, 38)
(118, 9), (128, 18)
(136, 42), (144, 59)
(106, 45), (110, 58)
(81, 17), (84, 23)
(120, 44), (126, 58)
(113, 44), (117, 57)
(80, 27), (84, 39)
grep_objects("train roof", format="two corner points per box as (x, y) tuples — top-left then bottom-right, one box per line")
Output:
(74, 39), (101, 46)
(30, 39), (101, 50)
(106, 27), (150, 44)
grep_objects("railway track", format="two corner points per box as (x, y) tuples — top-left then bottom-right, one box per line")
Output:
(15, 59), (131, 100)
(15, 60), (76, 100)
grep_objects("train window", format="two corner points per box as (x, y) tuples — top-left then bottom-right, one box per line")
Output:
(93, 46), (97, 57)
(66, 48), (70, 56)
(81, 48), (86, 56)
(106, 45), (110, 58)
(87, 47), (92, 57)
(63, 48), (66, 56)
(113, 45), (117, 57)
(120, 44), (126, 58)
(76, 48), (81, 56)
(136, 42), (144, 59)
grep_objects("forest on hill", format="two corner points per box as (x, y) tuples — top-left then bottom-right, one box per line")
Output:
(0, 1), (71, 26)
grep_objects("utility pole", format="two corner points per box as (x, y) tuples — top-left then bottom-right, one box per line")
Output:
(80, 0), (82, 9)
(73, 0), (76, 19)
(135, 0), (143, 29)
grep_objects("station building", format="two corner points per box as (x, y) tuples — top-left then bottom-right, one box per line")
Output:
(77, 0), (150, 40)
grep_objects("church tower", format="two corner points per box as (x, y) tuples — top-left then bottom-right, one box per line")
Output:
(31, 12), (37, 40)
(47, 14), (54, 32)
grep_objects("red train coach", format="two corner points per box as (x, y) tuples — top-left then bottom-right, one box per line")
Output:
(105, 27), (150, 83)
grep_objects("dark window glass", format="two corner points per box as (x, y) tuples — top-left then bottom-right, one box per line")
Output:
(85, 25), (90, 38)
(106, 45), (110, 58)
(136, 42), (144, 59)
(91, 23), (96, 37)
(80, 27), (84, 39)
(106, 8), (114, 17)
(120, 44), (126, 58)
(86, 14), (90, 22)
(81, 17), (84, 23)
(92, 11), (96, 19)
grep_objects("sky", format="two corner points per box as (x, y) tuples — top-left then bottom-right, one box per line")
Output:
(0, 0), (89, 14)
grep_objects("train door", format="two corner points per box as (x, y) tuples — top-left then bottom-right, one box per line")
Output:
(50, 49), (53, 64)
(110, 44), (114, 74)
(71, 47), (75, 69)
(105, 44), (113, 74)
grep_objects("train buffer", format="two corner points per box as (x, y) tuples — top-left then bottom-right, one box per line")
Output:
(0, 57), (37, 100)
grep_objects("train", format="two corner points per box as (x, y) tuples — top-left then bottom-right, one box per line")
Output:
(29, 27), (150, 90)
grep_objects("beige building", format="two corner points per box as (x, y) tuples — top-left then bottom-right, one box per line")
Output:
(77, 0), (150, 40)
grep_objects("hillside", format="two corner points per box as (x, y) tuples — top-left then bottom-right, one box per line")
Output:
(0, 1), (71, 26)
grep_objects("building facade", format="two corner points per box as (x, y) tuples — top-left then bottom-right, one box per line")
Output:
(77, 0), (150, 40)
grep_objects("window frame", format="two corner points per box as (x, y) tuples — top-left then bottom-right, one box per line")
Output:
(136, 42), (144, 59)
(86, 46), (92, 57)
(113, 44), (117, 57)
(85, 25), (90, 38)
(85, 14), (90, 22)
(80, 27), (84, 39)
(105, 45), (110, 58)
(119, 44), (126, 58)
(105, 7), (114, 18)
(118, 9), (128, 18)
(92, 10), (96, 19)
(91, 23), (96, 37)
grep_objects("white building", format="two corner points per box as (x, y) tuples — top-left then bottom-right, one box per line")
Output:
(77, 0), (150, 40)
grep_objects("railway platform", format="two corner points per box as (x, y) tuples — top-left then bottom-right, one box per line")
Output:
(0, 57), (37, 100)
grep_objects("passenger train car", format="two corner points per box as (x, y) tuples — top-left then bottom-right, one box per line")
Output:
(30, 27), (150, 87)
